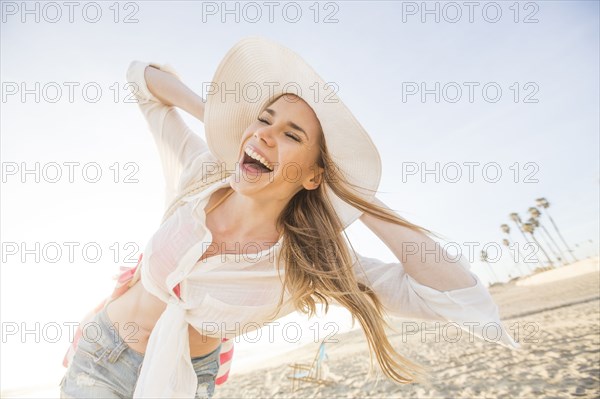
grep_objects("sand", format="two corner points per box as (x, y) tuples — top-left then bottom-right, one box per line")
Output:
(2, 257), (598, 398)
(213, 256), (600, 399)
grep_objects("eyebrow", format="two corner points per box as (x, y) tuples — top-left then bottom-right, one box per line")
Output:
(264, 108), (309, 141)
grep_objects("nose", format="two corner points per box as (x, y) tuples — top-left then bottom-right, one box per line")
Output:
(253, 126), (275, 146)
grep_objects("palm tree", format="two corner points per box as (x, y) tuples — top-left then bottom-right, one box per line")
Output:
(480, 249), (500, 284)
(509, 212), (551, 269)
(501, 238), (529, 276)
(500, 223), (538, 272)
(522, 222), (555, 269)
(527, 216), (568, 266)
(535, 197), (578, 262)
(528, 207), (569, 265)
(509, 213), (531, 244)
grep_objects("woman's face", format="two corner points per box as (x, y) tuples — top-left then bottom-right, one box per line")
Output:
(234, 93), (324, 198)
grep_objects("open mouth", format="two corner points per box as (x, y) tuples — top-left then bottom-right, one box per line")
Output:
(242, 151), (273, 173)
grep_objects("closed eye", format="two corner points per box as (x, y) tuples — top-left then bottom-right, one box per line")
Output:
(257, 117), (301, 142)
(286, 133), (301, 142)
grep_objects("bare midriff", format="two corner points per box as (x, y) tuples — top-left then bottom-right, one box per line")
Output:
(105, 188), (231, 358)
(105, 278), (221, 358)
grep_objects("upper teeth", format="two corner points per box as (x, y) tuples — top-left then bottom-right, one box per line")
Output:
(245, 147), (273, 171)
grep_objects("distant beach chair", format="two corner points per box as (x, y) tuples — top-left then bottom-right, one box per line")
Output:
(287, 341), (335, 391)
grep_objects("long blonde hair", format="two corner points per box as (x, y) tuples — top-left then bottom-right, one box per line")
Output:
(258, 95), (446, 384)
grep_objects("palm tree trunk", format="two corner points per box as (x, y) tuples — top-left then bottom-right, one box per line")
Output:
(513, 220), (531, 244)
(509, 234), (537, 273)
(529, 232), (555, 269)
(512, 222), (544, 271)
(509, 245), (528, 276)
(515, 258), (529, 276)
(504, 233), (534, 275)
(537, 228), (565, 266)
(544, 209), (579, 263)
(539, 225), (569, 266)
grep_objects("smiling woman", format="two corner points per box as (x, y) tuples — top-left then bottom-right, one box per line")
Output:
(59, 36), (519, 399)
(231, 92), (326, 203)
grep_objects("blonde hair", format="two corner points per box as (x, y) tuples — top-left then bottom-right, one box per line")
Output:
(265, 94), (441, 384)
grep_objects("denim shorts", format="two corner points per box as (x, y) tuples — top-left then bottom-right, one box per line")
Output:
(59, 305), (221, 399)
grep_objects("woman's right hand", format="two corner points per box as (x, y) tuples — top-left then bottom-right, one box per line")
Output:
(144, 64), (206, 123)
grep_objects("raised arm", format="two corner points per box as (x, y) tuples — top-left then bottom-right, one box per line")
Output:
(352, 198), (520, 349)
(143, 64), (206, 122)
(359, 196), (477, 291)
(126, 61), (218, 211)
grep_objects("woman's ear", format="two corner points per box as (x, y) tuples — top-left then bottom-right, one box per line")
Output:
(306, 165), (324, 190)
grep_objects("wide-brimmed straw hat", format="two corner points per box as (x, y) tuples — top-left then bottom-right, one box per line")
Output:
(204, 36), (382, 230)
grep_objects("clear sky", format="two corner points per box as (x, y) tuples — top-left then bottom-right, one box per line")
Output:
(1, 0), (599, 394)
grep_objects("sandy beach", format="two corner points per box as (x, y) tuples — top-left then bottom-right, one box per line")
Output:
(1, 257), (598, 399)
(213, 257), (600, 399)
